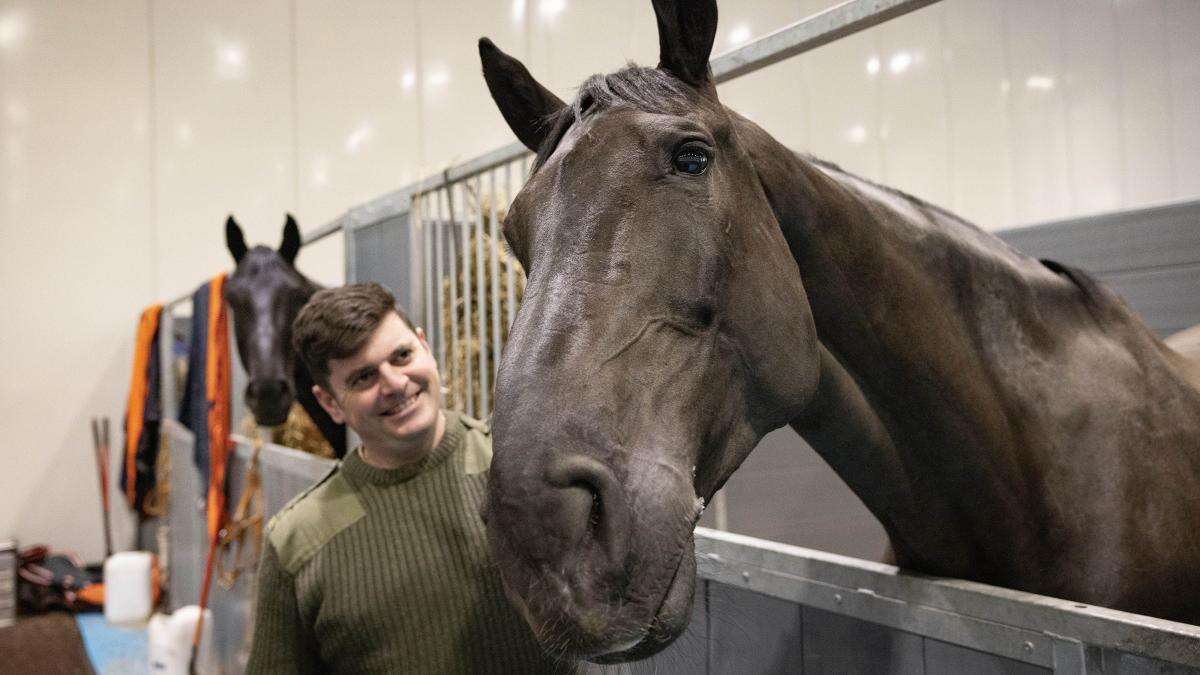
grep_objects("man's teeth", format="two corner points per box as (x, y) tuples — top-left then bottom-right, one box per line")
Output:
(382, 394), (417, 416)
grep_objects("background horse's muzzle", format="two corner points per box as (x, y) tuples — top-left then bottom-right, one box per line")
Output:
(245, 378), (293, 426)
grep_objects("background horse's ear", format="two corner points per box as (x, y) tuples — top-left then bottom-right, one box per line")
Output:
(479, 37), (566, 152)
(279, 213), (301, 266)
(226, 215), (247, 264)
(652, 0), (719, 96)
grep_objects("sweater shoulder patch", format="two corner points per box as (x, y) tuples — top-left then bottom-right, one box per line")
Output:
(459, 417), (493, 476)
(267, 468), (365, 575)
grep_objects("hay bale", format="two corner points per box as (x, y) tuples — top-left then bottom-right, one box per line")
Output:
(238, 403), (336, 459)
(439, 206), (525, 416)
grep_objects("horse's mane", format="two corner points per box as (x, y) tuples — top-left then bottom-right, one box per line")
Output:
(803, 155), (975, 230)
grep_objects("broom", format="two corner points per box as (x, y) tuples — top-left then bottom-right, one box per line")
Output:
(90, 416), (114, 560)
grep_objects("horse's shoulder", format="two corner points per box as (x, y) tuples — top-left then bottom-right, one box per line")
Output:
(267, 464), (364, 575)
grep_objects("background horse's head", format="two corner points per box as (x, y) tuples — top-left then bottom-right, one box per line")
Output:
(224, 214), (318, 426)
(480, 0), (820, 661)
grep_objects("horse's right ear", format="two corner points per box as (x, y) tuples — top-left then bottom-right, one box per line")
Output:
(479, 37), (566, 153)
(652, 0), (719, 96)
(225, 215), (247, 264)
(279, 213), (301, 266)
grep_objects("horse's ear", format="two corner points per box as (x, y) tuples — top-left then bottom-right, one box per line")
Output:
(479, 37), (566, 152)
(279, 213), (301, 266)
(652, 0), (719, 96)
(225, 215), (247, 264)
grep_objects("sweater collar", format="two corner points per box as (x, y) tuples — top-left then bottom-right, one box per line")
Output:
(341, 410), (464, 487)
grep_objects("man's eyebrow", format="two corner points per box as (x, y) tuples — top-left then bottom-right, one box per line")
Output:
(344, 364), (375, 385)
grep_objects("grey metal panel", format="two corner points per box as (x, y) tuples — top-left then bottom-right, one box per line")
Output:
(1096, 264), (1200, 337)
(1100, 649), (1200, 675)
(243, 438), (336, 520)
(713, 426), (888, 561)
(695, 529), (1200, 670)
(352, 213), (412, 303)
(996, 200), (1200, 276)
(165, 419), (202, 613)
(708, 583), (802, 674)
(209, 449), (253, 673)
(924, 638), (1049, 675)
(802, 606), (923, 674)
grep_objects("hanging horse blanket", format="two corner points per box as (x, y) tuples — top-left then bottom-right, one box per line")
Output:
(178, 274), (233, 540)
(122, 304), (162, 514)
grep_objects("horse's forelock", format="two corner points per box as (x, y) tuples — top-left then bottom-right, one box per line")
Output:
(532, 65), (700, 173)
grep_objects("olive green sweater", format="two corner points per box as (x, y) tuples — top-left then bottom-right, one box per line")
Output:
(245, 411), (570, 674)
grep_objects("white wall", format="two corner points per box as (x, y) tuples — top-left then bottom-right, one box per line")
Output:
(1, 0), (1197, 562)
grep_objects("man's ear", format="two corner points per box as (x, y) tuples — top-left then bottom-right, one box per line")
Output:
(416, 326), (431, 353)
(313, 385), (345, 425)
(478, 37), (567, 152)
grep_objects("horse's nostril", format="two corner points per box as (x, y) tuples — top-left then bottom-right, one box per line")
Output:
(544, 455), (630, 567)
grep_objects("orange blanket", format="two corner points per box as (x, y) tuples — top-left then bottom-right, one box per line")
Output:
(124, 304), (162, 509)
(204, 273), (232, 540)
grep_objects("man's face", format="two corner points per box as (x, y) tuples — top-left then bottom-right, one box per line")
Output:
(314, 312), (443, 458)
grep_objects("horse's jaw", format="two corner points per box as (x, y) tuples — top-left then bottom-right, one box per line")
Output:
(495, 530), (698, 664)
(588, 539), (698, 663)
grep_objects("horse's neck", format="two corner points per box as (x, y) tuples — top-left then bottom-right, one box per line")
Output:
(293, 360), (347, 458)
(291, 276), (347, 458)
(740, 118), (1048, 575)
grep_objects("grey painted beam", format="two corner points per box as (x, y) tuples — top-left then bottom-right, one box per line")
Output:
(694, 528), (1200, 670)
(711, 0), (943, 83)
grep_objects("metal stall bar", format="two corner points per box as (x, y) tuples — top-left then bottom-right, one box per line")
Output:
(446, 186), (461, 411)
(474, 174), (490, 418)
(488, 170), (502, 379)
(421, 193), (435, 341)
(159, 304), (177, 421)
(459, 184), (475, 418)
(504, 161), (517, 332)
(435, 189), (449, 395)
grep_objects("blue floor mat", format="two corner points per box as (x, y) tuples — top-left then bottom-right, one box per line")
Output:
(76, 613), (148, 675)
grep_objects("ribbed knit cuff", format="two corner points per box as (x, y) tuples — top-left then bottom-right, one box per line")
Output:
(341, 410), (464, 486)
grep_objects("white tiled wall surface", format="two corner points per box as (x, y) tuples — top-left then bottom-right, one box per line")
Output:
(1, 0), (1197, 560)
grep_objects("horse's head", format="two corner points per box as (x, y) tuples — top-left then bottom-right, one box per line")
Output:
(479, 0), (820, 661)
(223, 214), (317, 426)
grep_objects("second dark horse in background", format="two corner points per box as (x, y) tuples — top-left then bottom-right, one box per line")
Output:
(224, 214), (346, 458)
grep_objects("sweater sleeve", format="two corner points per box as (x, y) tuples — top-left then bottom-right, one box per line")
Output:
(245, 539), (323, 674)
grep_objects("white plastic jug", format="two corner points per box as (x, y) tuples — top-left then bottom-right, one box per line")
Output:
(148, 605), (214, 674)
(103, 551), (154, 624)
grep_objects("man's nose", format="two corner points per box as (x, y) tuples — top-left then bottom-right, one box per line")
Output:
(378, 364), (408, 394)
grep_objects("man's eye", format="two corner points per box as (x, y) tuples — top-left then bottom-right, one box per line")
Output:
(391, 349), (411, 364)
(351, 372), (374, 389)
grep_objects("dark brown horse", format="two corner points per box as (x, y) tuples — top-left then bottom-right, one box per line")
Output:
(477, 0), (1200, 662)
(224, 215), (346, 458)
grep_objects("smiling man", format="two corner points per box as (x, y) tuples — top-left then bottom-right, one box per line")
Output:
(245, 283), (568, 673)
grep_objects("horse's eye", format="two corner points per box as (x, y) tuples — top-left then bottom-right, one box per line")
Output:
(673, 147), (710, 175)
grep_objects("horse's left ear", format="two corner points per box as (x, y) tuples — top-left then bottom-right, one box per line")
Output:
(226, 215), (247, 264)
(652, 0), (719, 97)
(279, 213), (301, 266)
(479, 37), (567, 152)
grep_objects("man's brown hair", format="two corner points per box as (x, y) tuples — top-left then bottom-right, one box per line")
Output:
(292, 283), (416, 391)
